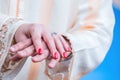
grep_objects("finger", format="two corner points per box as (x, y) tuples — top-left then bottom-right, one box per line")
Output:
(30, 24), (43, 55)
(48, 51), (60, 68)
(65, 52), (72, 60)
(31, 50), (49, 62)
(48, 58), (59, 68)
(59, 35), (72, 52)
(10, 55), (22, 61)
(42, 31), (58, 59)
(53, 34), (66, 58)
(10, 39), (32, 53)
(16, 45), (35, 58)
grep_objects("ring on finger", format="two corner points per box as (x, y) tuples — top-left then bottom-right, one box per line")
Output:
(51, 32), (57, 36)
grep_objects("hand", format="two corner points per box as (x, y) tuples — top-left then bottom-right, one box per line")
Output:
(10, 23), (72, 68)
(10, 34), (72, 68)
(10, 38), (60, 68)
(52, 33), (72, 58)
(10, 23), (59, 59)
(10, 23), (61, 68)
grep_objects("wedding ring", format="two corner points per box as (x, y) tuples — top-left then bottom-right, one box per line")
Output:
(51, 32), (57, 36)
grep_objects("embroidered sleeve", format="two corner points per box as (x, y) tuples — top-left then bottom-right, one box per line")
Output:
(0, 18), (27, 79)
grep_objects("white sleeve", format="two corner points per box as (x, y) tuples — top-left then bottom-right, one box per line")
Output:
(62, 0), (115, 79)
(0, 12), (28, 80)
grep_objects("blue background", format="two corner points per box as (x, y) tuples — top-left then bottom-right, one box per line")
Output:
(81, 7), (120, 80)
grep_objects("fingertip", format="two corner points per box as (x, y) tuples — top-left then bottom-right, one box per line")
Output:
(63, 52), (67, 58)
(31, 58), (37, 63)
(10, 47), (15, 52)
(31, 57), (37, 62)
(67, 47), (72, 52)
(48, 63), (55, 68)
(48, 58), (59, 69)
(31, 55), (40, 62)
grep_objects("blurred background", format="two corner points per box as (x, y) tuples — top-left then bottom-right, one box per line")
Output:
(81, 6), (120, 80)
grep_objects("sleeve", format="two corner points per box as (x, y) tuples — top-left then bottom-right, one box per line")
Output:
(62, 0), (115, 79)
(0, 13), (28, 80)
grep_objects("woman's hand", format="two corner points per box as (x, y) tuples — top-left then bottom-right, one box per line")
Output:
(52, 33), (72, 58)
(10, 23), (72, 68)
(10, 23), (58, 59)
(10, 35), (72, 68)
(10, 38), (60, 68)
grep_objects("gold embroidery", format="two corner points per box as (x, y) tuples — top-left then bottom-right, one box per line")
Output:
(0, 40), (2, 48)
(0, 23), (8, 56)
(0, 18), (22, 74)
(1, 54), (20, 73)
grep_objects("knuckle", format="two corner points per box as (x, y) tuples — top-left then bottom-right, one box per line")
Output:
(29, 23), (44, 31)
(53, 34), (59, 40)
(23, 49), (28, 56)
(49, 38), (54, 42)
(47, 35), (54, 41)
(47, 39), (54, 45)
(30, 23), (39, 27)
(45, 35), (53, 44)
(17, 49), (28, 57)
(29, 25), (36, 32)
(29, 24), (45, 36)
(16, 43), (23, 49)
(24, 40), (31, 46)
(29, 23), (38, 32)
(34, 39), (41, 45)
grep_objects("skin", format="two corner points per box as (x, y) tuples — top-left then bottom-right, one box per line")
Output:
(10, 23), (72, 68)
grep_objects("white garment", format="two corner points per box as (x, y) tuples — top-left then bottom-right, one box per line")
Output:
(0, 0), (115, 80)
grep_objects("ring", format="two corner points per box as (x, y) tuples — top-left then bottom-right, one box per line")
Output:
(51, 32), (57, 36)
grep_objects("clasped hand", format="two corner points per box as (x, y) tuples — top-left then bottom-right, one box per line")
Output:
(9, 23), (72, 68)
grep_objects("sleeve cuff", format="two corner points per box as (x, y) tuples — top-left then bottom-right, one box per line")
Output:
(0, 18), (28, 79)
(62, 31), (100, 52)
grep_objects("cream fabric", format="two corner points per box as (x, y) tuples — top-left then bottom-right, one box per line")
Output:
(0, 0), (115, 80)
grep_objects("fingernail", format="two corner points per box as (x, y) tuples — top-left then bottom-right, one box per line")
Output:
(67, 47), (71, 52)
(63, 52), (67, 58)
(38, 48), (42, 55)
(54, 52), (58, 59)
(10, 47), (15, 52)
